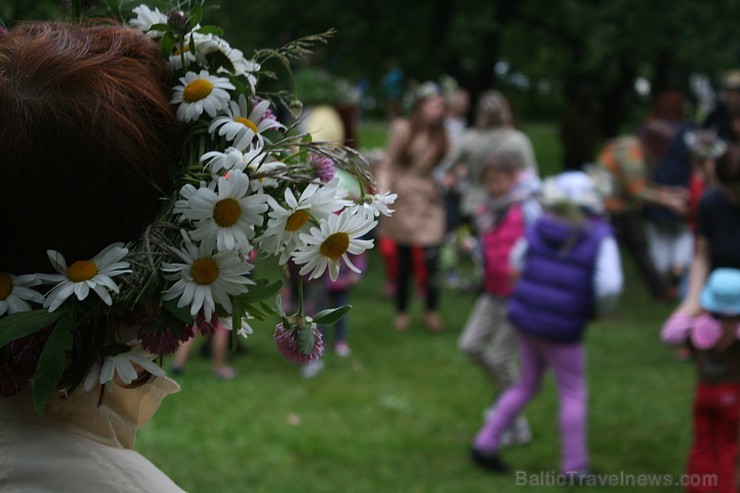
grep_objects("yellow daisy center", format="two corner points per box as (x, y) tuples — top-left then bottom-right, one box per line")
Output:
(319, 232), (350, 261)
(183, 79), (214, 103)
(172, 45), (191, 56)
(233, 117), (259, 133)
(191, 258), (220, 285)
(0, 273), (12, 300)
(67, 260), (98, 282)
(285, 210), (310, 232)
(213, 198), (241, 227)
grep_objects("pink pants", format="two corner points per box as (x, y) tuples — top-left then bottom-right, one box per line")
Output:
(474, 331), (588, 474)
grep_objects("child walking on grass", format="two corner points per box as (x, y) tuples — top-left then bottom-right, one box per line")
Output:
(470, 171), (623, 480)
(458, 152), (541, 446)
(662, 268), (740, 493)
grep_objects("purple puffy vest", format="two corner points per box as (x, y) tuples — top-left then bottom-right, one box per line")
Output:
(507, 215), (612, 343)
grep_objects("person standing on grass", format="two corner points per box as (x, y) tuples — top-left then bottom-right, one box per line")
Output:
(439, 89), (539, 228)
(376, 81), (448, 332)
(458, 152), (541, 447)
(661, 268), (740, 493)
(675, 145), (740, 318)
(595, 133), (688, 302)
(470, 171), (623, 482)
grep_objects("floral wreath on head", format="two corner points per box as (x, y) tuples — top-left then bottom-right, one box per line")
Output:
(0, 0), (395, 411)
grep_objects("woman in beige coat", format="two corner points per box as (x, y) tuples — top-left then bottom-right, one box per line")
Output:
(377, 83), (449, 331)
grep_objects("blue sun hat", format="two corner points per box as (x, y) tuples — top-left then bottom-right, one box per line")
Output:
(700, 268), (740, 316)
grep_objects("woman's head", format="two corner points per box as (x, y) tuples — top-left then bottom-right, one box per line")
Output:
(0, 21), (179, 395)
(0, 22), (179, 275)
(409, 82), (446, 127)
(474, 90), (512, 129)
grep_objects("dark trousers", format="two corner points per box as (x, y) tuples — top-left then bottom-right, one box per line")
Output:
(396, 244), (440, 313)
(610, 210), (667, 299)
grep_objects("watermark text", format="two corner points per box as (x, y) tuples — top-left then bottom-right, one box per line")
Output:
(515, 470), (718, 488)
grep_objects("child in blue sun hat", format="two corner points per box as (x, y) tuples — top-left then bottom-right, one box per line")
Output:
(661, 267), (740, 493)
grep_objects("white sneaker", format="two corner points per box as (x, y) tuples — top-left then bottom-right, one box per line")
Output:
(500, 416), (532, 447)
(300, 359), (325, 379)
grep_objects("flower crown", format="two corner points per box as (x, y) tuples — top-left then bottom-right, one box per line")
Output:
(0, 1), (395, 410)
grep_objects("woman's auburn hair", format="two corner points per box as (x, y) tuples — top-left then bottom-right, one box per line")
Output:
(0, 21), (180, 274)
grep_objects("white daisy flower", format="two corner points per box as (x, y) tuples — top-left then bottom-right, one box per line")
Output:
(38, 243), (131, 312)
(245, 156), (287, 192)
(190, 34), (260, 90)
(168, 29), (210, 71)
(171, 70), (235, 123)
(176, 169), (268, 251)
(0, 273), (44, 316)
(258, 180), (349, 263)
(220, 315), (254, 339)
(208, 95), (284, 149)
(128, 5), (168, 37)
(201, 145), (266, 177)
(291, 209), (377, 281)
(162, 232), (255, 319)
(349, 191), (398, 219)
(173, 179), (213, 218)
(168, 44), (197, 71)
(83, 342), (165, 393)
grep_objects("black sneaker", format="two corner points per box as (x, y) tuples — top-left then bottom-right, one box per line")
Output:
(470, 448), (510, 473)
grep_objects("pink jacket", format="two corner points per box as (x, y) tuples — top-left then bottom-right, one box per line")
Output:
(661, 312), (740, 350)
(480, 203), (524, 297)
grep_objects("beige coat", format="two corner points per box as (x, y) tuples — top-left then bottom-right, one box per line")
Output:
(0, 377), (186, 492)
(377, 119), (446, 246)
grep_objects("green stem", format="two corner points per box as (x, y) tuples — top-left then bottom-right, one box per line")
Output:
(296, 275), (304, 318)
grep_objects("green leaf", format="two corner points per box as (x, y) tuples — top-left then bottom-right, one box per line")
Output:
(188, 3), (203, 27)
(0, 309), (68, 350)
(149, 22), (170, 32)
(195, 26), (224, 36)
(159, 32), (176, 58)
(243, 303), (266, 321)
(259, 301), (278, 316)
(32, 317), (74, 413)
(296, 324), (315, 355)
(234, 279), (282, 304)
(274, 294), (285, 317)
(162, 298), (194, 325)
(311, 305), (352, 326)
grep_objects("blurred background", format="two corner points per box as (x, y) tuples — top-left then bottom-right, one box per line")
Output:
(4, 0), (740, 134)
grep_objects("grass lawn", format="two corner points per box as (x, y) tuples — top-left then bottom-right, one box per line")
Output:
(135, 122), (697, 492)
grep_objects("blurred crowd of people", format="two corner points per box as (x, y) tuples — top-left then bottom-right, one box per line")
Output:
(367, 72), (739, 491)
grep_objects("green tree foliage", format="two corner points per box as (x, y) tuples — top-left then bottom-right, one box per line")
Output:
(209, 0), (740, 131)
(6, 0), (740, 131)
(1, 0), (63, 25)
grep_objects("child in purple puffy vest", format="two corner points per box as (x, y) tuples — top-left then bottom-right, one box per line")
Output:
(470, 171), (624, 481)
(458, 152), (541, 446)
